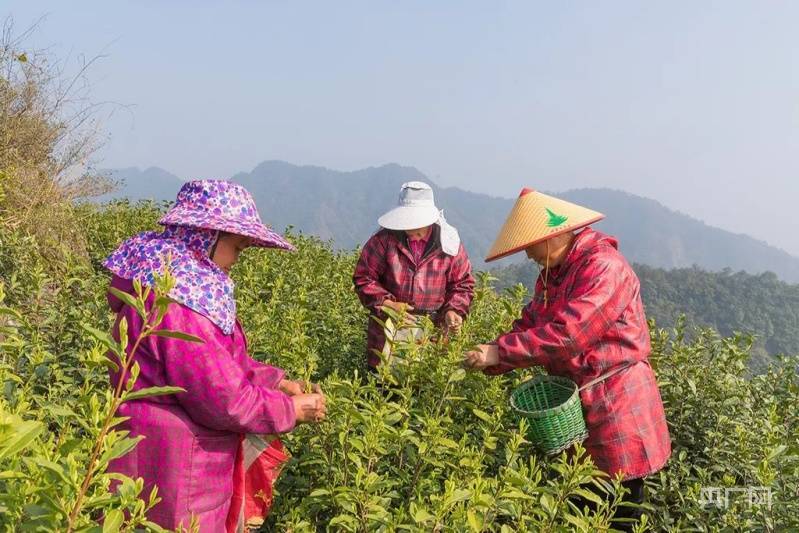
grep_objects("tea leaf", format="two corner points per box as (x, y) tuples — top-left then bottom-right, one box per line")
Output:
(124, 386), (185, 402)
(149, 330), (205, 344)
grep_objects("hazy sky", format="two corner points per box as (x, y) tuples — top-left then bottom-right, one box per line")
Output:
(5, 1), (799, 256)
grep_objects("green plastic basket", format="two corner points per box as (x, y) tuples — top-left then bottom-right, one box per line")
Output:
(510, 375), (588, 456)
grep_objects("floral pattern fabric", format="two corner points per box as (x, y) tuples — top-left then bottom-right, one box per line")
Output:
(103, 225), (238, 334)
(159, 179), (295, 251)
(103, 179), (296, 334)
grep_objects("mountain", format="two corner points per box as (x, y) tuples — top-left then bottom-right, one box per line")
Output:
(101, 161), (799, 281)
(97, 167), (184, 203)
(556, 189), (799, 276)
(232, 161), (524, 266)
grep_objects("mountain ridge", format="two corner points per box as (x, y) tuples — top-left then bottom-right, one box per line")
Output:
(99, 161), (799, 281)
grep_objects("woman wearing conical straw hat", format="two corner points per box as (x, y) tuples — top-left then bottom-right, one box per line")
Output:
(464, 188), (671, 528)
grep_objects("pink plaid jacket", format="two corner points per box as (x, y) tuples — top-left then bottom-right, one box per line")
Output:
(486, 229), (671, 480)
(107, 276), (295, 531)
(354, 227), (475, 367)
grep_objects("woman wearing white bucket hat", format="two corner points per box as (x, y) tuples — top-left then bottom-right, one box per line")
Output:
(354, 181), (475, 370)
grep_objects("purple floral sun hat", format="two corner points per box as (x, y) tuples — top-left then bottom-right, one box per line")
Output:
(159, 180), (295, 251)
(103, 180), (293, 334)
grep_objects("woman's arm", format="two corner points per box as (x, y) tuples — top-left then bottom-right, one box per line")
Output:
(353, 233), (394, 313)
(244, 358), (286, 389)
(150, 304), (297, 435)
(490, 256), (634, 371)
(440, 244), (475, 319)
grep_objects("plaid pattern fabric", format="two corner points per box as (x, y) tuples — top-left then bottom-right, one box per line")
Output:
(107, 276), (295, 531)
(354, 227), (475, 367)
(486, 229), (671, 480)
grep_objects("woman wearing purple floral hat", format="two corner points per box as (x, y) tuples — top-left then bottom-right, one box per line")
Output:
(103, 180), (326, 531)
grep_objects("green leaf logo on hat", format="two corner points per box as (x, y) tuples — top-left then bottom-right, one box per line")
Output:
(545, 208), (569, 228)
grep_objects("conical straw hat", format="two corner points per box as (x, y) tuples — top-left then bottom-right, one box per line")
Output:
(485, 188), (605, 262)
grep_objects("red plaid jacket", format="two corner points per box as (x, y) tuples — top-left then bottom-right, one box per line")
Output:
(354, 227), (475, 367)
(486, 229), (671, 480)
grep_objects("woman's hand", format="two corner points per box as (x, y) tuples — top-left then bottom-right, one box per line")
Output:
(443, 310), (463, 335)
(380, 300), (417, 325)
(381, 299), (413, 314)
(279, 379), (322, 396)
(292, 393), (327, 424)
(463, 344), (499, 370)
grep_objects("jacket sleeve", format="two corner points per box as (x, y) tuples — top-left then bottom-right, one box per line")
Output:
(242, 357), (286, 389)
(486, 255), (634, 373)
(440, 244), (475, 318)
(150, 304), (296, 435)
(353, 233), (394, 313)
(482, 301), (537, 375)
(235, 324), (287, 389)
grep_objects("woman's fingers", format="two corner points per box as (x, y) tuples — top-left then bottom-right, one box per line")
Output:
(383, 300), (414, 314)
(313, 393), (327, 421)
(279, 379), (304, 396)
(288, 380), (323, 395)
(463, 348), (489, 370)
(445, 312), (462, 335)
(292, 393), (327, 423)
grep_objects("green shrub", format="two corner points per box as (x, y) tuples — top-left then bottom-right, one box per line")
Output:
(0, 202), (796, 531)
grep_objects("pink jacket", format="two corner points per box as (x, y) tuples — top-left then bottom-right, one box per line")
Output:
(107, 276), (295, 531)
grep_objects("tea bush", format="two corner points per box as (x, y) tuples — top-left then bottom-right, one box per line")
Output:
(0, 201), (797, 531)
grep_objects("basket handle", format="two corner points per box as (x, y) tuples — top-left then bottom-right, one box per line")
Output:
(577, 362), (635, 392)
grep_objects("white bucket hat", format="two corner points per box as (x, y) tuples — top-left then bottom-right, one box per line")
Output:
(377, 181), (461, 256)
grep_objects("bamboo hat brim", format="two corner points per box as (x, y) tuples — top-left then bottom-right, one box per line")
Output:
(485, 188), (605, 262)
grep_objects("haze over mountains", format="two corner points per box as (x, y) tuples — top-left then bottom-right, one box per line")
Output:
(100, 161), (799, 282)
